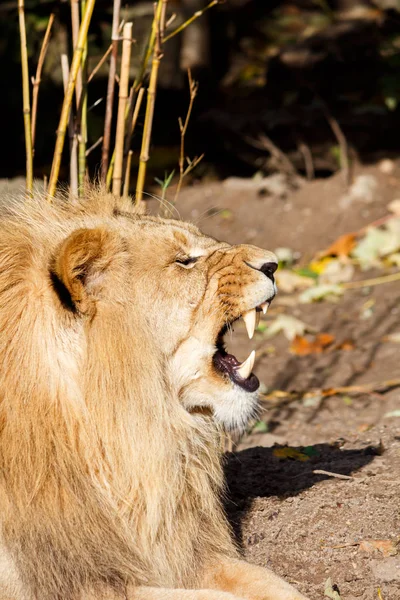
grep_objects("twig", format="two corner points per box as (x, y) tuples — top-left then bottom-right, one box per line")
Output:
(123, 150), (133, 197)
(61, 54), (78, 197)
(85, 136), (103, 157)
(135, 2), (166, 204)
(88, 43), (112, 83)
(341, 271), (400, 289)
(101, 0), (121, 182)
(47, 0), (96, 198)
(246, 134), (297, 177)
(112, 22), (133, 196)
(18, 0), (33, 194)
(31, 13), (54, 152)
(313, 469), (353, 480)
(320, 101), (350, 187)
(297, 139), (314, 180)
(174, 69), (198, 203)
(262, 378), (400, 406)
(163, 0), (219, 43)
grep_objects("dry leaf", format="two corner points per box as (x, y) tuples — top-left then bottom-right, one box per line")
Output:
(335, 339), (355, 351)
(266, 314), (314, 341)
(275, 270), (314, 293)
(388, 199), (400, 215)
(318, 233), (357, 259)
(273, 447), (310, 461)
(324, 577), (342, 600)
(290, 333), (335, 356)
(299, 284), (344, 303)
(382, 332), (400, 343)
(358, 539), (398, 557)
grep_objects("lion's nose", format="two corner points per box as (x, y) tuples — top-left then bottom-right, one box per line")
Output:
(259, 261), (278, 282)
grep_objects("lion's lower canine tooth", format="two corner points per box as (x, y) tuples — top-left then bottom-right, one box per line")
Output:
(256, 311), (261, 328)
(261, 302), (269, 315)
(236, 350), (255, 379)
(243, 309), (256, 339)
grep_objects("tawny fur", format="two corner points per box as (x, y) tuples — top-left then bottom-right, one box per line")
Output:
(0, 190), (307, 600)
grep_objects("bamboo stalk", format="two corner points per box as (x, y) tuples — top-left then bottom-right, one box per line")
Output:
(18, 0), (33, 194)
(163, 0), (218, 43)
(70, 0), (83, 110)
(123, 150), (133, 197)
(61, 54), (79, 197)
(101, 0), (121, 182)
(48, 0), (96, 198)
(112, 22), (133, 196)
(31, 13), (55, 153)
(78, 0), (88, 191)
(106, 0), (164, 188)
(135, 4), (166, 204)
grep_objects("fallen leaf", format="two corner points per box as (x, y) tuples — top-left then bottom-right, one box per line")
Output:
(308, 256), (334, 275)
(319, 259), (355, 285)
(299, 284), (344, 303)
(335, 339), (355, 351)
(359, 539), (398, 557)
(388, 199), (400, 215)
(324, 577), (342, 600)
(317, 232), (357, 259)
(274, 247), (295, 266)
(290, 333), (335, 355)
(382, 332), (400, 343)
(266, 314), (314, 341)
(252, 420), (269, 433)
(275, 269), (315, 293)
(384, 410), (400, 418)
(273, 447), (310, 461)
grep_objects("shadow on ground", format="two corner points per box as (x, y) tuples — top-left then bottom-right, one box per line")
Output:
(224, 443), (379, 546)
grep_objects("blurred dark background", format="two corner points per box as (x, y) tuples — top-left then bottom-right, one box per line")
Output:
(3, 0), (400, 180)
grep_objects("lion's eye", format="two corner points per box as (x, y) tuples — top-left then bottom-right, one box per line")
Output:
(175, 256), (198, 268)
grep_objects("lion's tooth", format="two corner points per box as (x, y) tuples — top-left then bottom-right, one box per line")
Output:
(236, 350), (255, 380)
(260, 302), (270, 315)
(242, 309), (256, 339)
(256, 311), (261, 328)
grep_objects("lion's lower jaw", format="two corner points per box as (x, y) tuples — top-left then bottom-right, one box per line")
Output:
(188, 387), (260, 433)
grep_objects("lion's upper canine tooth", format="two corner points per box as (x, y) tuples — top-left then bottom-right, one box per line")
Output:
(242, 309), (256, 339)
(236, 350), (255, 379)
(260, 302), (270, 315)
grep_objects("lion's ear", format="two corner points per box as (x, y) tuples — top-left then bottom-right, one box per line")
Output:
(52, 227), (122, 315)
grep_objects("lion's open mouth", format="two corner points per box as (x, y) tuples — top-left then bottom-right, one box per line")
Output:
(212, 301), (271, 393)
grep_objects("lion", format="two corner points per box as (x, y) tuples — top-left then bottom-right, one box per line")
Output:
(0, 190), (308, 600)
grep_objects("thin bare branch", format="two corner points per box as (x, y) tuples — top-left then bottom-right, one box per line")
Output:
(31, 13), (55, 152)
(61, 53), (78, 197)
(163, 0), (219, 43)
(88, 43), (112, 83)
(123, 150), (133, 197)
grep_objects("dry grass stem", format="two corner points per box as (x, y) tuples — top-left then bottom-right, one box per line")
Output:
(174, 69), (200, 203)
(48, 0), (96, 198)
(61, 53), (78, 197)
(18, 0), (33, 194)
(31, 13), (55, 152)
(101, 0), (121, 182)
(163, 0), (218, 43)
(112, 22), (133, 196)
(123, 150), (133, 197)
(135, 1), (166, 204)
(341, 270), (400, 289)
(130, 86), (145, 139)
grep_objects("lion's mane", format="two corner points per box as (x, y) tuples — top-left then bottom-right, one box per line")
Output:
(0, 192), (234, 600)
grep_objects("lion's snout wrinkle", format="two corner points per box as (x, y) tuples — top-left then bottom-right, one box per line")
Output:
(0, 189), (308, 600)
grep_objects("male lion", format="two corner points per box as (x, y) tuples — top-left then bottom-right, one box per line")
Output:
(0, 191), (308, 600)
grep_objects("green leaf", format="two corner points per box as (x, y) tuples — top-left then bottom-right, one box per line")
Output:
(299, 284), (344, 303)
(324, 577), (342, 600)
(252, 420), (269, 433)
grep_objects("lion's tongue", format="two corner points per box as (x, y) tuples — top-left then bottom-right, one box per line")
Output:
(213, 350), (259, 393)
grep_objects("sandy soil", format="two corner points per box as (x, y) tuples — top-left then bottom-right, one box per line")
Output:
(169, 163), (400, 600)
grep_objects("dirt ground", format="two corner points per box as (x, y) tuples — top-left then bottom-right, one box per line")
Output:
(168, 163), (400, 600)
